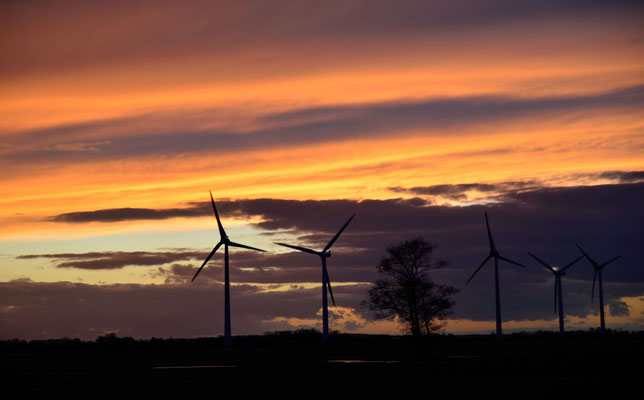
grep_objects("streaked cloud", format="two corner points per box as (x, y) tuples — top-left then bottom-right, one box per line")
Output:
(4, 86), (643, 167)
(47, 207), (210, 223)
(389, 180), (542, 201)
(17, 250), (204, 270)
(595, 170), (644, 183)
(44, 174), (644, 224)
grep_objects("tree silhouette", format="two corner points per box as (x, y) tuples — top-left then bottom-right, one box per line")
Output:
(363, 237), (458, 336)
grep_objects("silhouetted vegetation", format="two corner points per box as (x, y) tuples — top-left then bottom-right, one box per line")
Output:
(2, 329), (643, 356)
(363, 237), (458, 336)
(3, 330), (642, 399)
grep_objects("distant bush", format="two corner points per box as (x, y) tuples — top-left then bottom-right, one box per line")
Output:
(263, 328), (320, 336)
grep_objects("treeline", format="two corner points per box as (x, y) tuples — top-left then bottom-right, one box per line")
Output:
(2, 328), (643, 353)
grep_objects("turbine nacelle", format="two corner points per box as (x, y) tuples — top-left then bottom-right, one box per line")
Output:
(552, 266), (566, 277)
(321, 250), (331, 258)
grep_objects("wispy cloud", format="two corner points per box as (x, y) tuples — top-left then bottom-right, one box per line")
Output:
(44, 174), (644, 224)
(389, 180), (542, 201)
(17, 250), (204, 270)
(44, 141), (111, 152)
(46, 206), (210, 223)
(5, 86), (643, 166)
(595, 170), (644, 183)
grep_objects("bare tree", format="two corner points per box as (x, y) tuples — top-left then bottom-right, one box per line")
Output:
(363, 237), (458, 336)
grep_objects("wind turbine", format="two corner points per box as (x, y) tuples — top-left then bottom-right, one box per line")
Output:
(576, 244), (621, 336)
(527, 252), (583, 338)
(466, 211), (525, 343)
(275, 214), (355, 342)
(191, 191), (266, 347)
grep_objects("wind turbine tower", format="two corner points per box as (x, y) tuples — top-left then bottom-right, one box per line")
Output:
(528, 252), (583, 338)
(275, 214), (355, 342)
(192, 191), (266, 346)
(467, 211), (525, 343)
(576, 244), (621, 336)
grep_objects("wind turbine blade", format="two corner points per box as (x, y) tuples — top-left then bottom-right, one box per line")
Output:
(484, 211), (496, 251)
(576, 244), (598, 267)
(591, 269), (597, 303)
(209, 191), (226, 238)
(192, 242), (222, 282)
(323, 214), (355, 252)
(527, 251), (554, 273)
(498, 255), (526, 268)
(323, 264), (336, 307)
(560, 255), (584, 272)
(466, 255), (492, 284)
(275, 242), (319, 256)
(228, 241), (266, 252)
(600, 255), (621, 269)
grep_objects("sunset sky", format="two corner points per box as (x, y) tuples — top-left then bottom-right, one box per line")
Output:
(1, 0), (643, 340)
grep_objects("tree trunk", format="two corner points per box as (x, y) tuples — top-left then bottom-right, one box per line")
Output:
(410, 310), (421, 336)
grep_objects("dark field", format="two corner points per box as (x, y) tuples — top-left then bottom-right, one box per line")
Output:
(3, 330), (641, 399)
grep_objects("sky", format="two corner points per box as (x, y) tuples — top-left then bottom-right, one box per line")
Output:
(1, 0), (643, 340)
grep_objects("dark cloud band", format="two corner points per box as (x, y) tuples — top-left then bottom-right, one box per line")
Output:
(18, 251), (204, 270)
(13, 181), (644, 338)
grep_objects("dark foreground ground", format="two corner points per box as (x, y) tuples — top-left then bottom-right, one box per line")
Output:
(3, 330), (642, 399)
